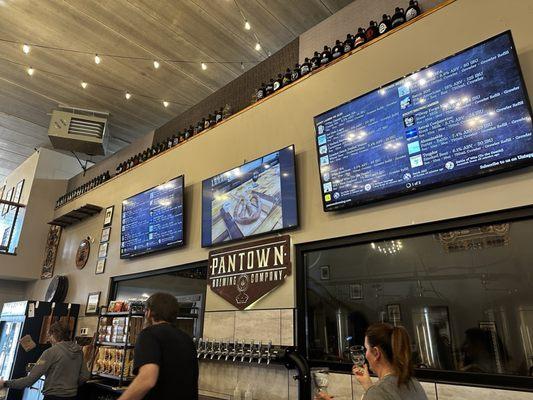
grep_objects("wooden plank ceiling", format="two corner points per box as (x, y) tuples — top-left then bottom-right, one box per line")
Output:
(0, 0), (352, 182)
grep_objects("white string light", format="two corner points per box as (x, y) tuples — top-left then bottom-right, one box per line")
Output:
(244, 21), (251, 30)
(153, 60), (160, 69)
(81, 81), (88, 89)
(26, 67), (34, 76)
(94, 54), (101, 64)
(125, 91), (131, 100)
(254, 42), (261, 51)
(22, 44), (30, 54)
(163, 100), (169, 108)
(201, 62), (207, 70)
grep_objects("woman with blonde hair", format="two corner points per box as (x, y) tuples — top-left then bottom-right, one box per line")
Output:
(353, 323), (427, 399)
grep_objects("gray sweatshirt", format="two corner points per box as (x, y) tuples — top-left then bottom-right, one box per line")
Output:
(6, 341), (90, 397)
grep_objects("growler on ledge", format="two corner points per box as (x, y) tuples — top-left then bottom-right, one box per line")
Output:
(354, 28), (366, 48)
(366, 21), (379, 41)
(332, 40), (344, 59)
(391, 7), (406, 28)
(291, 64), (301, 82)
(343, 33), (355, 53)
(406, 0), (421, 20)
(300, 57), (312, 75)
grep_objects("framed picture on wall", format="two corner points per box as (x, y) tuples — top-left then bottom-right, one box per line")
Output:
(320, 265), (330, 280)
(98, 242), (108, 258)
(13, 179), (24, 204)
(95, 258), (106, 274)
(387, 304), (402, 324)
(349, 283), (363, 300)
(103, 206), (114, 227)
(85, 292), (101, 315)
(100, 227), (111, 243)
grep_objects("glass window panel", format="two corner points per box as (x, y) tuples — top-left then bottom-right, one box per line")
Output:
(305, 220), (533, 377)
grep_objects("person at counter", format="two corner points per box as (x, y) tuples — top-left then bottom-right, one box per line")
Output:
(0, 321), (90, 400)
(352, 323), (428, 400)
(118, 292), (198, 400)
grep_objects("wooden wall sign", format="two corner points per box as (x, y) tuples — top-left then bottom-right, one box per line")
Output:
(208, 235), (291, 310)
(76, 238), (91, 269)
(41, 225), (62, 279)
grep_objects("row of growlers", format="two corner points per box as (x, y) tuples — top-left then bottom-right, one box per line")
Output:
(253, 0), (421, 103)
(194, 338), (284, 365)
(115, 106), (232, 176)
(55, 171), (111, 209)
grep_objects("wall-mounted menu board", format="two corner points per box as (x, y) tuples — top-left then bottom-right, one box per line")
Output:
(314, 31), (533, 211)
(121, 176), (184, 258)
(201, 146), (298, 247)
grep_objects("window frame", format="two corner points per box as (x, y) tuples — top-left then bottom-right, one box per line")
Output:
(295, 205), (533, 391)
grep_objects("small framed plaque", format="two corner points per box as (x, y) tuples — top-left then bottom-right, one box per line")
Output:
(95, 258), (106, 274)
(320, 265), (330, 280)
(98, 242), (108, 258)
(103, 206), (114, 227)
(100, 227), (111, 243)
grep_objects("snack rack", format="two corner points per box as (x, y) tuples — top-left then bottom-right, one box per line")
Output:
(91, 308), (144, 387)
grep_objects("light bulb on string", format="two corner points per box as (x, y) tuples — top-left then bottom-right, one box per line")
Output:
(125, 91), (132, 100)
(153, 60), (160, 69)
(244, 21), (251, 30)
(163, 101), (169, 108)
(94, 54), (101, 64)
(26, 67), (34, 76)
(81, 81), (88, 89)
(201, 62), (207, 70)
(22, 44), (31, 54)
(255, 42), (261, 51)
(240, 62), (244, 70)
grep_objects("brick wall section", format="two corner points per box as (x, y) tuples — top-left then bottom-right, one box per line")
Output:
(152, 38), (299, 144)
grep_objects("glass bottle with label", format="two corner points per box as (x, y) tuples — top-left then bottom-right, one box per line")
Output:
(310, 51), (321, 70)
(343, 33), (355, 53)
(353, 28), (366, 48)
(300, 57), (312, 75)
(265, 79), (274, 96)
(365, 21), (379, 41)
(273, 74), (283, 91)
(378, 14), (392, 35)
(256, 83), (266, 101)
(320, 46), (332, 65)
(215, 108), (223, 123)
(291, 64), (301, 82)
(391, 7), (406, 28)
(332, 40), (344, 59)
(405, 0), (421, 21)
(282, 68), (292, 86)
(196, 120), (204, 134)
(203, 117), (210, 130)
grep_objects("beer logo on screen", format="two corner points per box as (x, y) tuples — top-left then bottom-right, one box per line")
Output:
(208, 236), (291, 310)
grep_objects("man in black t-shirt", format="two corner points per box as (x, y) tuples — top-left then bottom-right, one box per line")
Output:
(118, 292), (198, 400)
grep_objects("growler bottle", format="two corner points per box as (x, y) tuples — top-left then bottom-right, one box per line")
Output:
(343, 33), (355, 53)
(310, 51), (321, 70)
(209, 113), (216, 126)
(391, 7), (406, 28)
(204, 116), (211, 129)
(331, 40), (344, 59)
(167, 136), (173, 148)
(105, 171), (110, 180)
(159, 142), (166, 152)
(405, 0), (421, 21)
(378, 14), (392, 35)
(187, 125), (195, 139)
(291, 64), (301, 82)
(353, 28), (366, 48)
(320, 46), (332, 65)
(300, 57), (312, 76)
(366, 21), (379, 41)
(215, 108), (223, 123)
(172, 134), (179, 146)
(196, 120), (204, 134)
(282, 68), (292, 86)
(265, 79), (274, 96)
(273, 74), (283, 91)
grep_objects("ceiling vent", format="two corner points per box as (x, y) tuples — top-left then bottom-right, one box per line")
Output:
(48, 106), (109, 155)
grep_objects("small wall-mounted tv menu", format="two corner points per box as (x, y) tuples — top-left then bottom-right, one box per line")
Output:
(314, 31), (533, 211)
(121, 175), (184, 258)
(202, 145), (298, 247)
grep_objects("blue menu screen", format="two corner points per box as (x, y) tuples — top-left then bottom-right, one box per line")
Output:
(314, 31), (533, 211)
(121, 176), (184, 258)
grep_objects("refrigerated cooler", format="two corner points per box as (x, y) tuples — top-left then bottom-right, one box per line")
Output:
(0, 301), (79, 400)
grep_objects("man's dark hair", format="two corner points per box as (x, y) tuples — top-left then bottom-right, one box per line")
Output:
(146, 292), (179, 323)
(49, 321), (70, 342)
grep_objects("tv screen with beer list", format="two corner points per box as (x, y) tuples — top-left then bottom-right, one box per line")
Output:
(201, 146), (298, 247)
(120, 175), (184, 258)
(314, 31), (533, 211)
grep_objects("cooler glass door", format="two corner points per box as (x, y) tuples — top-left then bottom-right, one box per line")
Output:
(0, 321), (22, 380)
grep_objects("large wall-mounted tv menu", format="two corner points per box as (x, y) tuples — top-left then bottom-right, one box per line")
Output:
(121, 175), (184, 258)
(202, 146), (298, 247)
(314, 31), (533, 211)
